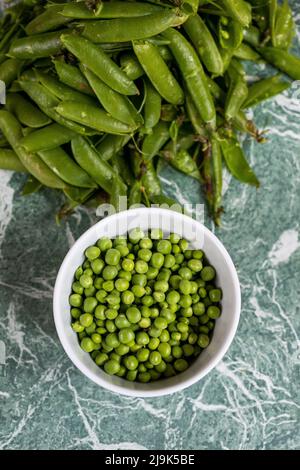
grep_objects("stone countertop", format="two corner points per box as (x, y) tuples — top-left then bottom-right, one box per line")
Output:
(0, 2), (299, 451)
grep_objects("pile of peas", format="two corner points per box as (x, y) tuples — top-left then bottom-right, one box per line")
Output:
(69, 228), (222, 383)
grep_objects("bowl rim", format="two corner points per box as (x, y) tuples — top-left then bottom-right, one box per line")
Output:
(53, 207), (241, 397)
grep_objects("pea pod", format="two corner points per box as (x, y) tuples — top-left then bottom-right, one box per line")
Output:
(0, 148), (28, 172)
(183, 14), (223, 76)
(21, 123), (76, 153)
(56, 101), (136, 135)
(80, 64), (142, 128)
(128, 180), (142, 206)
(111, 152), (134, 186)
(221, 0), (252, 27)
(181, 0), (200, 14)
(82, 10), (188, 43)
(38, 147), (97, 188)
(63, 187), (95, 204)
(258, 47), (300, 80)
(22, 176), (42, 195)
(162, 147), (201, 182)
(219, 16), (244, 50)
(225, 67), (248, 121)
(71, 137), (117, 194)
(243, 25), (260, 47)
(62, 1), (162, 19)
(233, 43), (261, 62)
(211, 135), (223, 225)
(186, 92), (207, 138)
(53, 60), (94, 96)
(273, 0), (294, 50)
(61, 34), (138, 96)
(133, 41), (184, 105)
(110, 176), (128, 213)
(0, 110), (66, 188)
(143, 79), (162, 133)
(96, 135), (131, 162)
(163, 28), (216, 129)
(35, 70), (95, 106)
(142, 161), (162, 198)
(120, 53), (144, 80)
(5, 93), (51, 128)
(142, 121), (170, 162)
(0, 58), (24, 86)
(269, 0), (277, 46)
(220, 134), (259, 187)
(9, 30), (68, 59)
(243, 75), (290, 109)
(25, 5), (71, 35)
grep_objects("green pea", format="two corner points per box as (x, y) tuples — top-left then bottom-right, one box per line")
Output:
(146, 266), (159, 279)
(132, 285), (146, 298)
(149, 326), (162, 338)
(91, 333), (102, 344)
(116, 245), (129, 257)
(199, 287), (207, 298)
(154, 280), (169, 293)
(137, 348), (150, 362)
(148, 337), (160, 350)
(95, 352), (108, 365)
(122, 258), (135, 272)
(122, 290), (135, 305)
(159, 329), (170, 342)
(199, 326), (209, 334)
(141, 306), (151, 318)
(72, 321), (84, 333)
(106, 293), (120, 306)
(118, 327), (135, 344)
(85, 245), (101, 260)
(184, 250), (192, 259)
(71, 308), (81, 319)
(178, 267), (193, 280)
(106, 320), (117, 333)
(82, 297), (97, 313)
(115, 278), (130, 292)
(175, 253), (184, 264)
(126, 370), (138, 381)
(166, 290), (180, 305)
(97, 237), (112, 251)
(129, 228), (145, 244)
(201, 266), (216, 281)
(83, 261), (91, 269)
(105, 248), (121, 266)
(81, 337), (95, 353)
(183, 344), (194, 357)
(189, 316), (199, 327)
(135, 260), (148, 274)
(105, 333), (120, 349)
(139, 317), (151, 328)
(79, 313), (93, 327)
(126, 306), (141, 323)
(170, 275), (181, 289)
(75, 266), (83, 280)
(115, 314), (131, 329)
(179, 279), (192, 295)
(177, 322), (189, 333)
(149, 351), (162, 365)
(198, 334), (210, 348)
(193, 302), (206, 316)
(116, 365), (126, 377)
(124, 355), (139, 371)
(150, 228), (163, 240)
(209, 288), (222, 302)
(171, 331), (181, 341)
(181, 306), (193, 317)
(179, 239), (189, 252)
(140, 237), (153, 249)
(169, 233), (180, 244)
(179, 295), (193, 308)
(172, 245), (180, 255)
(174, 358), (188, 372)
(84, 286), (96, 297)
(138, 248), (152, 262)
(161, 308), (174, 323)
(150, 252), (164, 268)
(188, 259), (203, 272)
(138, 372), (151, 383)
(172, 345), (183, 358)
(85, 322), (96, 335)
(115, 344), (130, 355)
(104, 359), (120, 375)
(96, 290), (108, 303)
(114, 236), (127, 246)
(199, 314), (209, 324)
(207, 305), (221, 319)
(164, 364), (176, 377)
(78, 274), (93, 289)
(207, 320), (215, 330)
(154, 316), (168, 330)
(118, 270), (132, 281)
(132, 273), (147, 287)
(105, 308), (118, 320)
(188, 333), (198, 345)
(72, 281), (84, 295)
(153, 291), (165, 303)
(96, 327), (107, 334)
(157, 239), (172, 254)
(163, 254), (176, 268)
(136, 331), (150, 345)
(91, 258), (104, 274)
(102, 265), (117, 280)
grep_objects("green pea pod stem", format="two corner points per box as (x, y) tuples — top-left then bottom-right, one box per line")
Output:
(243, 75), (290, 109)
(0, 58), (24, 87)
(162, 148), (201, 182)
(0, 148), (28, 172)
(120, 53), (144, 80)
(9, 30), (69, 59)
(133, 41), (184, 106)
(71, 136), (116, 194)
(35, 70), (95, 106)
(0, 110), (66, 188)
(80, 64), (142, 128)
(20, 123), (76, 152)
(56, 101), (136, 135)
(273, 0), (294, 50)
(82, 10), (188, 43)
(142, 121), (170, 162)
(243, 25), (260, 47)
(111, 152), (135, 186)
(5, 93), (51, 128)
(110, 176), (128, 212)
(62, 1), (162, 18)
(19, 78), (96, 135)
(61, 34), (138, 96)
(258, 47), (300, 80)
(220, 0), (252, 27)
(211, 135), (223, 225)
(225, 69), (248, 121)
(143, 79), (162, 133)
(163, 28), (216, 129)
(183, 14), (223, 76)
(25, 5), (71, 35)
(22, 175), (42, 195)
(233, 43), (261, 62)
(220, 134), (259, 187)
(38, 146), (97, 188)
(96, 134), (131, 162)
(129, 180), (143, 207)
(53, 60), (94, 96)
(142, 161), (162, 198)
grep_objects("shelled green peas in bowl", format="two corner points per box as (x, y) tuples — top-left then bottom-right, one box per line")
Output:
(53, 208), (240, 396)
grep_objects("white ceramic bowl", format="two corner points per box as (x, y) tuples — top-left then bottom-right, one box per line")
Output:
(53, 208), (241, 397)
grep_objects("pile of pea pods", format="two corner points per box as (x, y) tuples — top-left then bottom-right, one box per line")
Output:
(0, 0), (299, 224)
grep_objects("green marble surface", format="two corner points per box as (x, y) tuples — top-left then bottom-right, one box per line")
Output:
(0, 2), (300, 450)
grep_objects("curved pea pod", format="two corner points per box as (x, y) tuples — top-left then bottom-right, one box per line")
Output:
(258, 47), (300, 81)
(143, 79), (162, 133)
(129, 180), (142, 207)
(5, 93), (51, 128)
(35, 70), (95, 106)
(163, 28), (216, 129)
(219, 46), (234, 74)
(56, 101), (136, 135)
(120, 53), (144, 80)
(0, 110), (67, 189)
(185, 92), (207, 138)
(243, 25), (260, 47)
(96, 134), (131, 162)
(19, 79), (96, 136)
(20, 123), (76, 153)
(225, 68), (248, 121)
(133, 41), (184, 106)
(181, 0), (200, 14)
(158, 45), (173, 63)
(82, 10), (188, 43)
(150, 194), (179, 207)
(110, 176), (128, 213)
(183, 15), (223, 76)
(8, 30), (68, 59)
(142, 161), (162, 198)
(142, 121), (170, 162)
(63, 187), (95, 204)
(0, 59), (24, 87)
(22, 176), (42, 195)
(273, 0), (294, 50)
(269, 0), (277, 46)
(53, 60), (94, 96)
(71, 137), (118, 194)
(111, 152), (134, 186)
(25, 5), (71, 35)
(211, 135), (223, 225)
(162, 148), (201, 182)
(38, 146), (97, 188)
(221, 0), (252, 28)
(218, 16), (244, 50)
(243, 75), (290, 109)
(80, 64), (142, 128)
(0, 148), (28, 172)
(233, 43), (261, 62)
(61, 34), (138, 96)
(220, 134), (259, 187)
